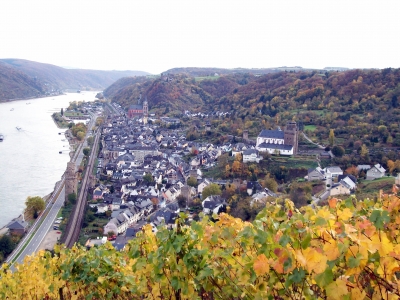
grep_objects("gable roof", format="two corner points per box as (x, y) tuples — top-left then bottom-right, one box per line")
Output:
(7, 220), (28, 230)
(258, 130), (285, 139)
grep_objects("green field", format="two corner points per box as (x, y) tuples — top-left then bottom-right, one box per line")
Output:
(359, 177), (395, 192)
(289, 109), (327, 116)
(304, 125), (317, 131)
(194, 76), (219, 82)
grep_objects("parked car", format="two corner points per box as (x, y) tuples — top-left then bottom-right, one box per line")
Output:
(53, 226), (59, 230)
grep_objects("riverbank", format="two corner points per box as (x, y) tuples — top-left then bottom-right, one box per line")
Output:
(0, 93), (65, 104)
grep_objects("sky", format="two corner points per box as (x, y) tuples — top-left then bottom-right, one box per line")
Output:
(0, 0), (399, 74)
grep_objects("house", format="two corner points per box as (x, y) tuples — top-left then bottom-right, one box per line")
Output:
(242, 149), (261, 163)
(307, 167), (326, 181)
(202, 195), (226, 215)
(6, 220), (29, 235)
(330, 182), (351, 196)
(366, 164), (386, 180)
(324, 166), (343, 179)
(198, 178), (212, 194)
(357, 165), (371, 172)
(246, 181), (263, 196)
(337, 175), (357, 191)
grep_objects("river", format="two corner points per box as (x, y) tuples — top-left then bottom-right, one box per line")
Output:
(0, 92), (98, 228)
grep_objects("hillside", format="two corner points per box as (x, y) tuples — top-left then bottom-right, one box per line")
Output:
(0, 59), (150, 101)
(106, 68), (400, 159)
(0, 61), (45, 100)
(164, 66), (316, 76)
(1, 195), (400, 299)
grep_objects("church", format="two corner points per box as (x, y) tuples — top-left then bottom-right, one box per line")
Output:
(256, 122), (298, 155)
(128, 97), (148, 123)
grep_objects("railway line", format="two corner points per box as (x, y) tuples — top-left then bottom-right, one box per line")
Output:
(62, 125), (101, 248)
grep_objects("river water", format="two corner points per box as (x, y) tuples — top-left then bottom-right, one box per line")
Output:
(0, 92), (98, 228)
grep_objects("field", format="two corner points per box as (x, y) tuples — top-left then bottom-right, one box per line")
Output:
(304, 125), (317, 131)
(194, 76), (220, 82)
(272, 157), (318, 170)
(358, 177), (395, 193)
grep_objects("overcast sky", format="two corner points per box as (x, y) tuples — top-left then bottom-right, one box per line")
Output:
(1, 0), (399, 74)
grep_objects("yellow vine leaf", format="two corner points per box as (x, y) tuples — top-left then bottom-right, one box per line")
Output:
(323, 239), (340, 261)
(337, 208), (352, 221)
(326, 279), (349, 300)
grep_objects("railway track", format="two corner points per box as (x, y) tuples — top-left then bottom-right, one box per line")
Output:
(62, 127), (101, 248)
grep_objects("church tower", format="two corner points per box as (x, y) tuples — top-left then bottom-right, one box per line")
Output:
(143, 97), (148, 125)
(65, 161), (77, 201)
(284, 121), (299, 155)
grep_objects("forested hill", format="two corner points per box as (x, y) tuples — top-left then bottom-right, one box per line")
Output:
(0, 61), (46, 100)
(106, 68), (400, 149)
(0, 59), (149, 101)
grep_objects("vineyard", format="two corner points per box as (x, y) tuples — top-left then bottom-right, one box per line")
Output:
(1, 193), (400, 299)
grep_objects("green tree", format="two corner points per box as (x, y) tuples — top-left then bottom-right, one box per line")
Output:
(202, 183), (222, 200)
(143, 173), (153, 183)
(0, 235), (15, 257)
(25, 196), (45, 219)
(83, 147), (90, 157)
(187, 176), (198, 187)
(68, 193), (77, 205)
(87, 136), (94, 146)
(331, 145), (345, 157)
(176, 195), (187, 208)
(329, 129), (335, 146)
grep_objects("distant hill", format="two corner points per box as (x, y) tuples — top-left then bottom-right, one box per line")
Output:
(163, 67), (312, 77)
(0, 59), (150, 101)
(0, 61), (46, 100)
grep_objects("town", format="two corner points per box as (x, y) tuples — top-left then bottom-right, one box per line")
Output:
(52, 98), (398, 251)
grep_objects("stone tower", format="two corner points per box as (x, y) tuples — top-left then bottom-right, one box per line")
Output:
(65, 161), (77, 201)
(143, 97), (148, 125)
(284, 121), (299, 155)
(243, 130), (249, 141)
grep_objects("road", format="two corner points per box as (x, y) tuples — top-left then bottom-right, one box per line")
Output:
(6, 112), (99, 270)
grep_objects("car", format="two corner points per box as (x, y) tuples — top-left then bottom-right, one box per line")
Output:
(54, 220), (61, 224)
(53, 226), (59, 230)
(57, 217), (63, 220)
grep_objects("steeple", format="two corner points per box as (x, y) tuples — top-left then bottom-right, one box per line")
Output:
(143, 96), (148, 125)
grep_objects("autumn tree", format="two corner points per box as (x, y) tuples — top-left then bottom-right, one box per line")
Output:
(202, 183), (222, 200)
(187, 176), (198, 187)
(360, 144), (369, 160)
(328, 129), (335, 146)
(261, 174), (278, 192)
(345, 165), (358, 177)
(25, 196), (45, 219)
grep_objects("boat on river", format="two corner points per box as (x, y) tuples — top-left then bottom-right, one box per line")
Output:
(16, 126), (22, 131)
(0, 134), (4, 142)
(10, 108), (14, 111)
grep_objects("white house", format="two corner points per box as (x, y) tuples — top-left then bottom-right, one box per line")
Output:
(366, 164), (386, 180)
(324, 166), (343, 179)
(243, 149), (262, 163)
(198, 179), (212, 194)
